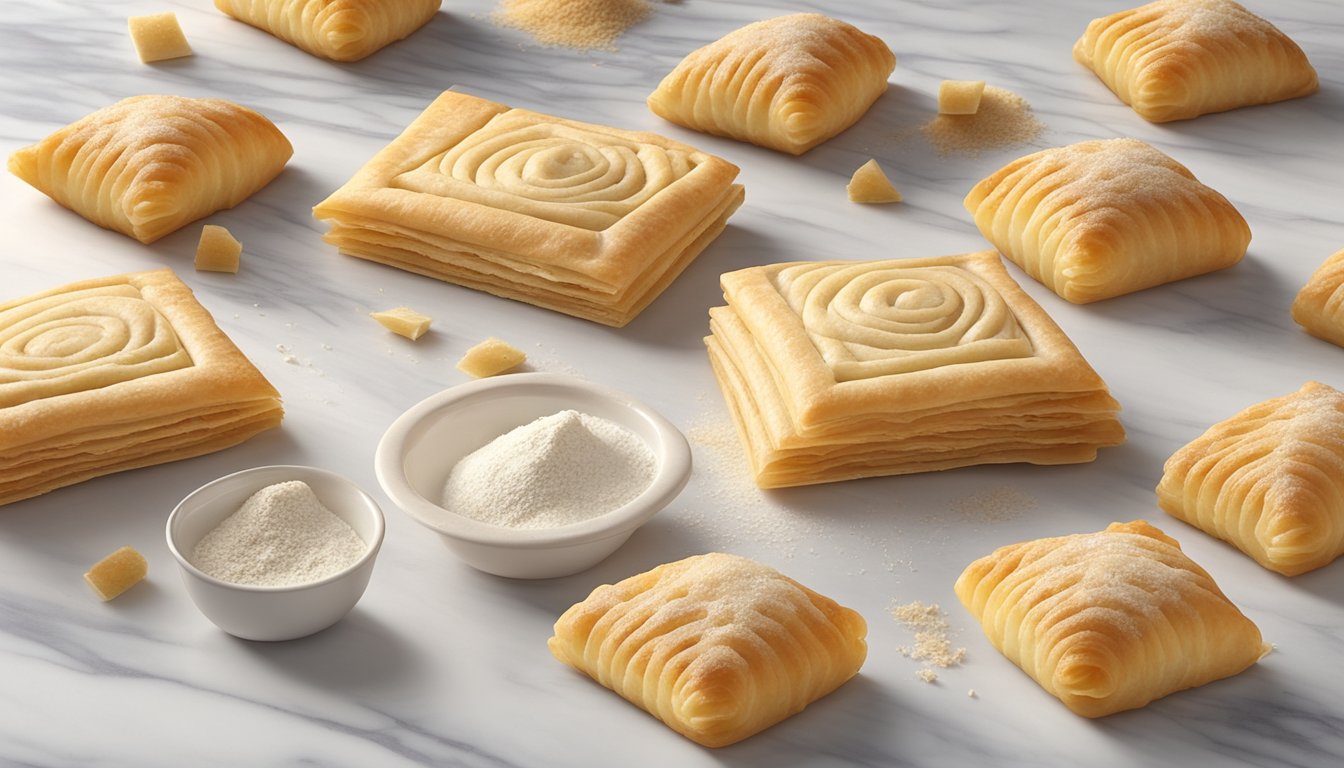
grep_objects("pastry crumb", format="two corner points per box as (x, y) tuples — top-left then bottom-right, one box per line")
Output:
(916, 669), (938, 684)
(85, 546), (147, 601)
(847, 159), (902, 203)
(128, 12), (192, 63)
(371, 307), (432, 341)
(457, 337), (526, 378)
(194, 224), (241, 273)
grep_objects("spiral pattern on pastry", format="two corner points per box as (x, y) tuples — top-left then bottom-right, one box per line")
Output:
(1157, 381), (1344, 576)
(0, 284), (191, 409)
(770, 261), (1033, 382)
(398, 118), (698, 232)
(214, 0), (441, 62)
(548, 553), (867, 748)
(7, 95), (292, 244)
(955, 521), (1268, 718)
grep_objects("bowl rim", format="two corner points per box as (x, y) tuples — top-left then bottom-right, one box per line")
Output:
(374, 372), (692, 549)
(165, 464), (386, 593)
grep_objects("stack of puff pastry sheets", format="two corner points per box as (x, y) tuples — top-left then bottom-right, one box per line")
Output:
(314, 90), (745, 327)
(0, 270), (283, 506)
(706, 252), (1125, 488)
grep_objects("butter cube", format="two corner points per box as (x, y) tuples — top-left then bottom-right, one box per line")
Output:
(457, 337), (526, 378)
(938, 80), (987, 115)
(371, 307), (432, 340)
(847, 159), (902, 204)
(195, 224), (242, 273)
(85, 546), (148, 601)
(128, 13), (193, 63)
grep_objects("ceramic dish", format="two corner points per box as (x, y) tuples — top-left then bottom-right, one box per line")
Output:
(375, 372), (692, 579)
(165, 464), (385, 641)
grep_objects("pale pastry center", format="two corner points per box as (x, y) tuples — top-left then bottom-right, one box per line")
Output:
(394, 114), (698, 232)
(0, 283), (192, 408)
(772, 263), (1034, 382)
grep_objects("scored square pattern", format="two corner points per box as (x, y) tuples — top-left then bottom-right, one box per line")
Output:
(314, 91), (744, 327)
(706, 252), (1124, 487)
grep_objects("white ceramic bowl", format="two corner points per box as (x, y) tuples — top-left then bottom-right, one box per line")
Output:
(375, 372), (691, 579)
(165, 465), (385, 642)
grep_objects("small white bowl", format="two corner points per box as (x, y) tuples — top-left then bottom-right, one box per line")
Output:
(165, 465), (385, 642)
(375, 372), (691, 579)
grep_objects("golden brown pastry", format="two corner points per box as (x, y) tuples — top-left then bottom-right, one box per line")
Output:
(314, 90), (743, 327)
(1157, 381), (1344, 576)
(705, 252), (1124, 488)
(214, 0), (441, 62)
(1291, 248), (1344, 347)
(964, 138), (1250, 304)
(956, 520), (1270, 718)
(648, 13), (895, 155)
(0, 270), (282, 506)
(548, 552), (867, 748)
(8, 95), (291, 244)
(1073, 0), (1318, 122)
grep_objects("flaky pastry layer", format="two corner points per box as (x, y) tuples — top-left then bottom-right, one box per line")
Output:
(1291, 248), (1344, 348)
(965, 138), (1250, 303)
(648, 13), (895, 155)
(214, 0), (441, 62)
(8, 95), (291, 244)
(1073, 0), (1318, 122)
(1157, 381), (1344, 576)
(956, 520), (1269, 717)
(549, 553), (867, 747)
(0, 270), (282, 505)
(314, 90), (743, 327)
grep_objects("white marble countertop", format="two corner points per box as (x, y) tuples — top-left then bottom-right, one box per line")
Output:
(2, 1), (1342, 765)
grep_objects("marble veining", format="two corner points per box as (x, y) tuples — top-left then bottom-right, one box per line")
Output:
(2, 0), (1343, 766)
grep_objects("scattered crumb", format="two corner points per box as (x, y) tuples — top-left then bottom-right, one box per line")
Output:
(948, 485), (1037, 523)
(891, 600), (967, 681)
(682, 409), (825, 558)
(968, 689), (977, 698)
(919, 86), (1044, 156)
(493, 0), (653, 51)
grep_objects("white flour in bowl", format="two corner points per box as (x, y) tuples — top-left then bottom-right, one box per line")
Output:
(441, 409), (655, 529)
(191, 480), (366, 587)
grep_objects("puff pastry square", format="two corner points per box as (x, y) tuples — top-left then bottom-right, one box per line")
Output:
(647, 13), (895, 155)
(1074, 0), (1318, 122)
(956, 520), (1270, 718)
(214, 0), (441, 62)
(548, 552), (868, 747)
(313, 90), (743, 327)
(1291, 248), (1344, 347)
(705, 252), (1124, 488)
(1157, 381), (1344, 576)
(965, 138), (1250, 304)
(8, 95), (292, 244)
(0, 270), (283, 506)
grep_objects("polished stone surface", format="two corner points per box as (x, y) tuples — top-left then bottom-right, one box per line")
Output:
(1, 1), (1342, 765)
